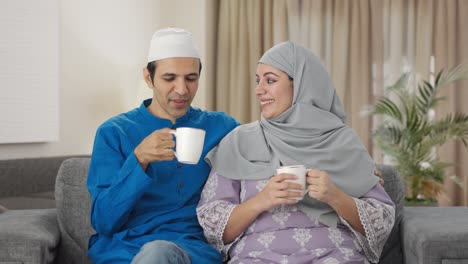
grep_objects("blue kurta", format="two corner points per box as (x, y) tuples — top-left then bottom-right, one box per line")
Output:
(87, 99), (239, 264)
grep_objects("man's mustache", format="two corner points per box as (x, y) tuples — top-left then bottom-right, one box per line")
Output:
(169, 95), (190, 101)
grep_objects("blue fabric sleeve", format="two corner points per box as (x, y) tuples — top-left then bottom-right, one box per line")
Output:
(87, 125), (153, 235)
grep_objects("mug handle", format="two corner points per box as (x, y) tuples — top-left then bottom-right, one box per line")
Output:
(303, 168), (313, 195)
(169, 130), (178, 160)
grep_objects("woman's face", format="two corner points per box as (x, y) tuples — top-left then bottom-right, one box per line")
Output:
(255, 64), (294, 119)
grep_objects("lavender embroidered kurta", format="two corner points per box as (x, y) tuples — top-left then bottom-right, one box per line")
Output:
(197, 172), (395, 264)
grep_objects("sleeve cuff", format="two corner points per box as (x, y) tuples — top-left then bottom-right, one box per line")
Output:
(122, 152), (156, 182)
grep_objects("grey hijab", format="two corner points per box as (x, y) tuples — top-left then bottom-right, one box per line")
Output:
(206, 41), (379, 226)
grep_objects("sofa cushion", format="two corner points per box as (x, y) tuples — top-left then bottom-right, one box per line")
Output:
(0, 191), (55, 210)
(55, 158), (94, 264)
(0, 209), (59, 264)
(0, 204), (6, 214)
(0, 156), (81, 198)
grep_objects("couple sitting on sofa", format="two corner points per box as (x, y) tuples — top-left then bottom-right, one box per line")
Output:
(87, 28), (395, 264)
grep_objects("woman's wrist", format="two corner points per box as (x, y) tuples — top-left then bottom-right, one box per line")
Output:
(328, 189), (349, 210)
(247, 195), (268, 215)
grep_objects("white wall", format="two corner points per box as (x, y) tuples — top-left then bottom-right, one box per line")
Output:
(0, 0), (211, 159)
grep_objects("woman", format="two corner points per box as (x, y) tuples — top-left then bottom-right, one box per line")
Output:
(197, 41), (395, 263)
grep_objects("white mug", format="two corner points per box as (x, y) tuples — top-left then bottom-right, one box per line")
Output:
(276, 165), (307, 200)
(170, 127), (206, 164)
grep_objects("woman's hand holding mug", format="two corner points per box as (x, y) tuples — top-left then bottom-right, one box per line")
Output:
(254, 173), (304, 212)
(306, 169), (341, 205)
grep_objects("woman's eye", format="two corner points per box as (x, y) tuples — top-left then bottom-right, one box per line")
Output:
(267, 79), (276, 84)
(255, 79), (260, 84)
(163, 78), (175, 82)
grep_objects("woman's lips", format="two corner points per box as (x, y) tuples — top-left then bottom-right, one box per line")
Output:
(260, 99), (275, 106)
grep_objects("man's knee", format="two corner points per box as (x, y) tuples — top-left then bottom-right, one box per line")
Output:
(132, 240), (191, 264)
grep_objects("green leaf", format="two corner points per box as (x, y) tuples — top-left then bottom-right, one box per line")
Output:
(373, 98), (403, 122)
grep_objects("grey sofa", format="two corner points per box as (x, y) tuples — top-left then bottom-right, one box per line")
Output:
(1, 157), (468, 264)
(0, 156), (90, 264)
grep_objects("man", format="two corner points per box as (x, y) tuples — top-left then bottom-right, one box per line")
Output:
(87, 28), (239, 264)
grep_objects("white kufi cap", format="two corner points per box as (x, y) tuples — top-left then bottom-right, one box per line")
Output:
(147, 28), (200, 63)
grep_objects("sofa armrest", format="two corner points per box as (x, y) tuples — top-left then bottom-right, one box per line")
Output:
(0, 209), (60, 264)
(55, 158), (93, 264)
(401, 207), (468, 264)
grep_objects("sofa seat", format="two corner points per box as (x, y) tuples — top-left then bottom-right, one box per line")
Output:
(0, 209), (59, 264)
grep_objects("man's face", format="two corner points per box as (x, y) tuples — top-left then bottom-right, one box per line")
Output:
(144, 57), (200, 123)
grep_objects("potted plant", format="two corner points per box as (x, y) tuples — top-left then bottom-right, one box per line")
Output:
(368, 64), (468, 204)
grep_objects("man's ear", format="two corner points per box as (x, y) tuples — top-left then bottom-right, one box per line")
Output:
(143, 67), (153, 88)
